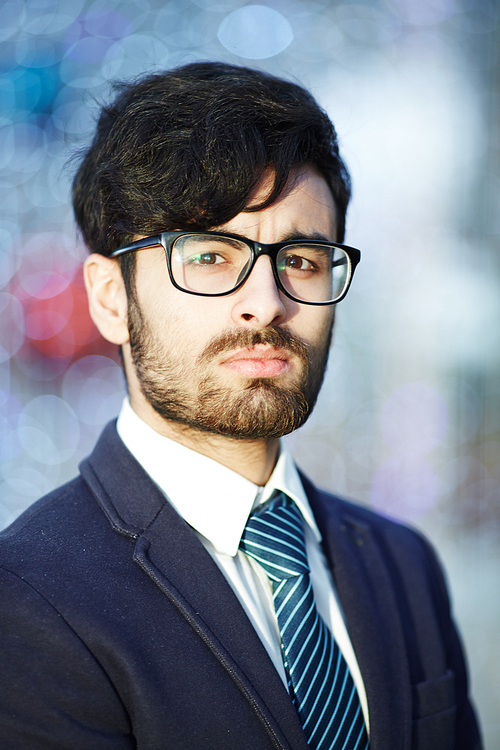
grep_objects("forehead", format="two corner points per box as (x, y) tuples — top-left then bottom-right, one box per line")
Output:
(213, 166), (338, 241)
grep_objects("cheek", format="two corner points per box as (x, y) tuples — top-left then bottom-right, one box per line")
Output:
(146, 295), (226, 359)
(291, 307), (334, 348)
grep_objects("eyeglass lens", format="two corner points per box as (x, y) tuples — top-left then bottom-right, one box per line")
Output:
(170, 234), (350, 303)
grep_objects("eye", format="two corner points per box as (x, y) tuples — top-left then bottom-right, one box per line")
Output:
(278, 254), (318, 274)
(278, 245), (334, 277)
(187, 252), (225, 266)
(284, 255), (315, 270)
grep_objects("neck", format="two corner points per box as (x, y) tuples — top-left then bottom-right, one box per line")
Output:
(128, 391), (280, 486)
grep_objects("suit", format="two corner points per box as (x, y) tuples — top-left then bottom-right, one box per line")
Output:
(0, 421), (481, 749)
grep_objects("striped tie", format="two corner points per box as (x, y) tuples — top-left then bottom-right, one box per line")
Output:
(240, 493), (369, 750)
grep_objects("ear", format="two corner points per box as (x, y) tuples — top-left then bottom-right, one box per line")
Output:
(83, 254), (130, 345)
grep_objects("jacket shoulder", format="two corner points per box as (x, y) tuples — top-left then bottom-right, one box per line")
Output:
(1, 476), (85, 534)
(0, 473), (129, 588)
(0, 475), (100, 543)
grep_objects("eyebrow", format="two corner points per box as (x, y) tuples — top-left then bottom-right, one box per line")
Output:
(278, 230), (334, 243)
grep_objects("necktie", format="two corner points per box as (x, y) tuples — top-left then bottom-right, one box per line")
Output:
(240, 493), (369, 750)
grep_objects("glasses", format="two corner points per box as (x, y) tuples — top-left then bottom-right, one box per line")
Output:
(111, 230), (361, 305)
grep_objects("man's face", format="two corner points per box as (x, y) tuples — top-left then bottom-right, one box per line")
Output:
(125, 166), (337, 439)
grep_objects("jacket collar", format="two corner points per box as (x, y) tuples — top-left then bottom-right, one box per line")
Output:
(80, 420), (166, 537)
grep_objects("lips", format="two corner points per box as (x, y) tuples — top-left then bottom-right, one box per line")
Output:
(220, 345), (291, 378)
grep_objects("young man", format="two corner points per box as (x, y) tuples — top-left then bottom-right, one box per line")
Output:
(0, 63), (481, 749)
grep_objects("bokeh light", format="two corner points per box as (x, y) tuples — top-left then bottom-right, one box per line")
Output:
(0, 0), (498, 743)
(217, 6), (293, 59)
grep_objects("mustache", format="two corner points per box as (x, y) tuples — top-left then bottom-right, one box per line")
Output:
(199, 327), (310, 364)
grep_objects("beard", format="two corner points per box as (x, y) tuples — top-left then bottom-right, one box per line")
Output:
(127, 297), (332, 440)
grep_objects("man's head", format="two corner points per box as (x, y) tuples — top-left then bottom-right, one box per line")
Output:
(76, 63), (353, 443)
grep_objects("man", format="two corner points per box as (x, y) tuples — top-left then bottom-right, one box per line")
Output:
(0, 63), (481, 749)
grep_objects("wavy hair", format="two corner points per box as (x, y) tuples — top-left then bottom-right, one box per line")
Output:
(72, 62), (351, 284)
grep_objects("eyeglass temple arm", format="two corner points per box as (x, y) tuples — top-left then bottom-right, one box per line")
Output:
(110, 235), (163, 258)
(332, 257), (348, 268)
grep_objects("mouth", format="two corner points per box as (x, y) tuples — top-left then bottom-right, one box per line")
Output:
(220, 345), (292, 378)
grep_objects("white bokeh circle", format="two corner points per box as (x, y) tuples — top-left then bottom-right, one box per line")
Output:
(218, 5), (293, 59)
(17, 395), (80, 465)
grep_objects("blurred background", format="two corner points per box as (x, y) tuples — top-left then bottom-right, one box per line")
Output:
(0, 0), (498, 743)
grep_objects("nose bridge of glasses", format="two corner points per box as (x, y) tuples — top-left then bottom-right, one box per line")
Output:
(220, 238), (275, 288)
(252, 239), (279, 259)
(244, 244), (281, 288)
(250, 240), (284, 281)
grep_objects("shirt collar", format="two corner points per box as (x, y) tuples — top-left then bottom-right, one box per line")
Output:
(116, 398), (321, 556)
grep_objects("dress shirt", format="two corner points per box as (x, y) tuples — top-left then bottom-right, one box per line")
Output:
(117, 398), (369, 729)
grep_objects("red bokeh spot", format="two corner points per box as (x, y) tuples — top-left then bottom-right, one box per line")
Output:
(18, 273), (116, 361)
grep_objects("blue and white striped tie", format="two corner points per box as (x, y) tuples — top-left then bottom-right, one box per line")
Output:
(240, 493), (369, 750)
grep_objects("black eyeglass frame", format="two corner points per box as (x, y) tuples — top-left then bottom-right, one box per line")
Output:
(110, 230), (361, 306)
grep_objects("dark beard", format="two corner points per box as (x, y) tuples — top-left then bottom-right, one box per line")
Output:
(127, 298), (332, 440)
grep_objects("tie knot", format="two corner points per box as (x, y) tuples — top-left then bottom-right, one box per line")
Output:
(240, 494), (309, 582)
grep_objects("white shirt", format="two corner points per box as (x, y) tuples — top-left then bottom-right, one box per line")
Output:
(117, 398), (369, 728)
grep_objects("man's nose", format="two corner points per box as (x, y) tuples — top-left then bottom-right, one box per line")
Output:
(230, 255), (287, 328)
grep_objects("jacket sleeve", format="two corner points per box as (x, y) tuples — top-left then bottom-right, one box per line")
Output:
(0, 566), (135, 750)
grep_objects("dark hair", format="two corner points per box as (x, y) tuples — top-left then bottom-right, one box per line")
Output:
(72, 61), (351, 278)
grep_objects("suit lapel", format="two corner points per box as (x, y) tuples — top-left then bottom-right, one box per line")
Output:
(80, 422), (308, 750)
(302, 474), (413, 750)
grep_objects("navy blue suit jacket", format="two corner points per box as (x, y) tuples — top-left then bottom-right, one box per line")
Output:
(0, 422), (481, 749)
